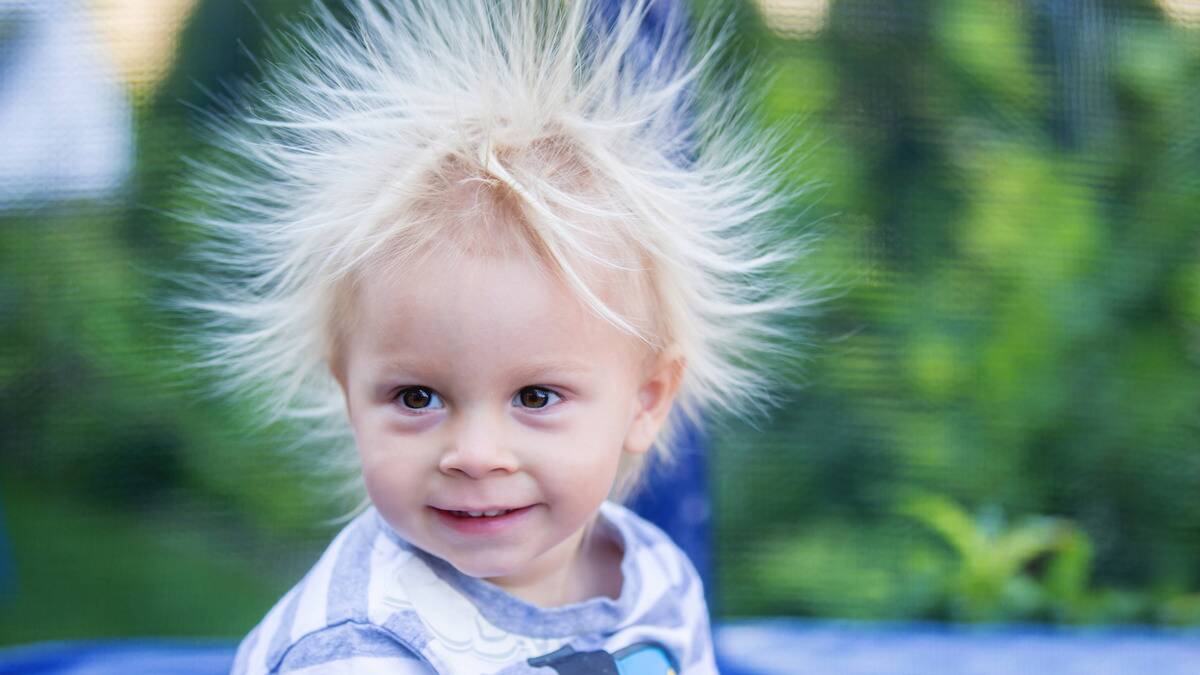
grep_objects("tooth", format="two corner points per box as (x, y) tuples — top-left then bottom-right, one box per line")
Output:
(467, 510), (484, 517)
(483, 510), (502, 517)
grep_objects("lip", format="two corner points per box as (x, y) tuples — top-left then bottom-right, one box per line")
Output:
(429, 504), (537, 536)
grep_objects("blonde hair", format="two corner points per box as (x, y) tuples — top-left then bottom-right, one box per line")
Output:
(175, 0), (816, 506)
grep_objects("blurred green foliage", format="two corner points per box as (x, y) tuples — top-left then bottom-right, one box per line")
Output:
(710, 0), (1200, 625)
(1, 0), (1198, 644)
(0, 0), (341, 643)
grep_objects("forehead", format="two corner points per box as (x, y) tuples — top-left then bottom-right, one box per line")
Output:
(364, 249), (569, 330)
(348, 248), (646, 372)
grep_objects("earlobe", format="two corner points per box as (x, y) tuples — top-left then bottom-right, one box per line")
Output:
(624, 354), (685, 455)
(624, 413), (656, 456)
(329, 360), (347, 394)
(328, 360), (353, 419)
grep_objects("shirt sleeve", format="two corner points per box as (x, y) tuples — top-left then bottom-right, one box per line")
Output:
(678, 551), (719, 674)
(266, 621), (436, 674)
(274, 655), (436, 675)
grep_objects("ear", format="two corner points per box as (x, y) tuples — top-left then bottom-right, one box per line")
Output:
(624, 352), (685, 455)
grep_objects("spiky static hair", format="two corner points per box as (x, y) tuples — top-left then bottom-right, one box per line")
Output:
(176, 0), (814, 503)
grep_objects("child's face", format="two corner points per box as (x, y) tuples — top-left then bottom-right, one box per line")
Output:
(332, 245), (677, 602)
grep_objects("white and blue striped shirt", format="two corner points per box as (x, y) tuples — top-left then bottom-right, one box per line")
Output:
(231, 501), (718, 674)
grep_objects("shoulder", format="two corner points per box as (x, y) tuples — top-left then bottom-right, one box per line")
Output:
(601, 502), (719, 673)
(601, 501), (703, 592)
(232, 508), (434, 675)
(266, 622), (433, 674)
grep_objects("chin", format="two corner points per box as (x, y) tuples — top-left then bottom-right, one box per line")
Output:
(446, 552), (526, 580)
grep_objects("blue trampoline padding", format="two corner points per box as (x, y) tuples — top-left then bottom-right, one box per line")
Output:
(3, 622), (1199, 674)
(0, 639), (234, 675)
(714, 619), (1200, 675)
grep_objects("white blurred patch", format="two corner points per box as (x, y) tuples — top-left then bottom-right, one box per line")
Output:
(1158, 0), (1200, 27)
(754, 0), (830, 40)
(0, 0), (131, 206)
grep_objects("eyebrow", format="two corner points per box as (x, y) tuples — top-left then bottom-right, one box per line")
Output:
(505, 359), (594, 382)
(375, 356), (594, 380)
(376, 356), (429, 375)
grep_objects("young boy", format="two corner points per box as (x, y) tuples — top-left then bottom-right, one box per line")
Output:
(184, 0), (804, 672)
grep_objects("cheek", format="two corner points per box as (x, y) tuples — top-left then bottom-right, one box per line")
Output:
(541, 413), (629, 501)
(360, 454), (426, 534)
(354, 426), (427, 513)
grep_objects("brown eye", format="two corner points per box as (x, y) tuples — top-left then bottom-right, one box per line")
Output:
(515, 387), (559, 409)
(398, 387), (440, 410)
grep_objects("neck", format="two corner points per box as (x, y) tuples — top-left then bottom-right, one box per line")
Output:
(488, 519), (624, 608)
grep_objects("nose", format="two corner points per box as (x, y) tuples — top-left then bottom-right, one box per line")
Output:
(437, 408), (519, 478)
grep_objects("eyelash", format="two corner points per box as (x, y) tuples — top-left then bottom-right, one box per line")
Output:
(391, 386), (564, 412)
(394, 386), (443, 412)
(513, 386), (562, 410)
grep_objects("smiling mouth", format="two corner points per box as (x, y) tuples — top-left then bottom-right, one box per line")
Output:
(449, 508), (517, 518)
(433, 504), (535, 520)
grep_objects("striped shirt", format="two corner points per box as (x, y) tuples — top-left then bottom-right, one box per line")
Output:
(231, 501), (718, 674)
